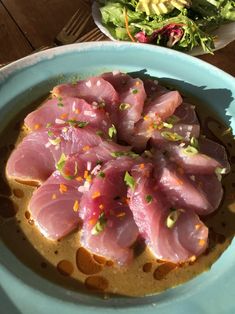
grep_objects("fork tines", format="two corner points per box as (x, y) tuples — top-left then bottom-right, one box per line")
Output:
(55, 5), (92, 45)
(76, 28), (107, 43)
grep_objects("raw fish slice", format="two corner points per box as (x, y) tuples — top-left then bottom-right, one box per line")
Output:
(80, 141), (132, 166)
(6, 125), (103, 183)
(199, 138), (230, 173)
(155, 156), (223, 215)
(128, 163), (208, 263)
(158, 135), (230, 175)
(143, 90), (182, 121)
(25, 97), (112, 135)
(161, 144), (222, 174)
(193, 174), (223, 211)
(29, 171), (84, 240)
(143, 79), (168, 99)
(6, 131), (55, 183)
(133, 101), (193, 151)
(101, 72), (146, 142)
(80, 158), (139, 264)
(170, 102), (200, 138)
(52, 76), (119, 122)
(59, 141), (133, 180)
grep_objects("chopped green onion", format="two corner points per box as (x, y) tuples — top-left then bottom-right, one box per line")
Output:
(166, 115), (179, 125)
(145, 194), (153, 203)
(96, 130), (104, 137)
(66, 120), (88, 128)
(166, 209), (181, 229)
(91, 212), (107, 235)
(119, 103), (130, 111)
(124, 171), (135, 190)
(162, 122), (173, 129)
(182, 145), (198, 156)
(56, 153), (67, 172)
(215, 167), (226, 181)
(56, 153), (78, 180)
(132, 89), (138, 94)
(108, 124), (117, 138)
(161, 131), (183, 142)
(49, 137), (61, 145)
(98, 171), (105, 178)
(57, 101), (64, 107)
(190, 137), (199, 149)
(110, 151), (139, 158)
(47, 130), (54, 137)
(152, 122), (158, 129)
(46, 123), (52, 128)
(98, 101), (106, 108)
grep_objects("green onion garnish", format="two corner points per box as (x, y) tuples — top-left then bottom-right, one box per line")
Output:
(166, 115), (179, 125)
(49, 137), (61, 145)
(145, 195), (153, 203)
(166, 209), (181, 229)
(215, 167), (226, 181)
(108, 124), (117, 138)
(47, 130), (54, 137)
(119, 103), (130, 111)
(110, 151), (139, 158)
(66, 120), (88, 128)
(162, 122), (173, 129)
(98, 171), (105, 178)
(161, 131), (183, 142)
(190, 137), (199, 149)
(96, 130), (104, 137)
(124, 171), (135, 190)
(91, 212), (107, 235)
(182, 145), (198, 156)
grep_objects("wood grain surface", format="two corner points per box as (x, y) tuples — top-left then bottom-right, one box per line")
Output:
(0, 2), (33, 63)
(0, 0), (234, 76)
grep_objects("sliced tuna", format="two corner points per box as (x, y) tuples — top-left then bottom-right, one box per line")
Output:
(6, 125), (104, 183)
(199, 138), (230, 173)
(80, 158), (140, 265)
(128, 163), (208, 263)
(101, 72), (146, 143)
(29, 170), (84, 240)
(24, 96), (112, 135)
(52, 76), (119, 123)
(154, 155), (223, 215)
(132, 90), (183, 150)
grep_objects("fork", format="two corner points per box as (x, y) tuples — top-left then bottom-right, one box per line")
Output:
(76, 27), (107, 43)
(55, 6), (92, 45)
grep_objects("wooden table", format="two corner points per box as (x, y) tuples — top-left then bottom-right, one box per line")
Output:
(0, 0), (234, 76)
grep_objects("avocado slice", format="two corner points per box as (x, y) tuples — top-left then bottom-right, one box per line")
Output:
(136, 0), (191, 16)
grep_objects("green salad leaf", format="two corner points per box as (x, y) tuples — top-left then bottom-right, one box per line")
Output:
(98, 0), (234, 53)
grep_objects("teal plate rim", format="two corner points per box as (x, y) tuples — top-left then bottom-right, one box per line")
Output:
(0, 42), (235, 314)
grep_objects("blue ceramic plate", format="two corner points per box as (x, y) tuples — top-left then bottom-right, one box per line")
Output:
(0, 42), (235, 314)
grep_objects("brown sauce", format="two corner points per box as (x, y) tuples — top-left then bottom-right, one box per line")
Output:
(57, 260), (74, 276)
(0, 95), (235, 297)
(153, 262), (178, 280)
(76, 247), (104, 275)
(85, 276), (109, 291)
